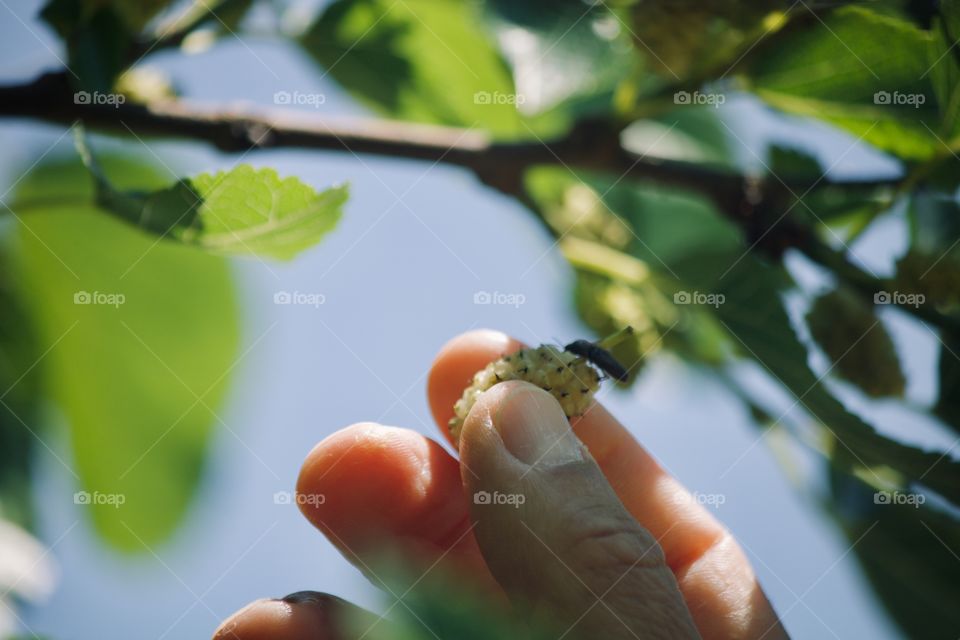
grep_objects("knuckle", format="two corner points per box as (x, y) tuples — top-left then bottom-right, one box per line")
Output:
(559, 500), (666, 574)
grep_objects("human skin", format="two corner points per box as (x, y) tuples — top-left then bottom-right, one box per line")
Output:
(214, 330), (789, 640)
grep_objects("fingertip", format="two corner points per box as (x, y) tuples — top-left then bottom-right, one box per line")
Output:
(214, 593), (350, 640)
(427, 329), (523, 445)
(296, 423), (465, 551)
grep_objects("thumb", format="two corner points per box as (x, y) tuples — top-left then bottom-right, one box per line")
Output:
(459, 381), (700, 640)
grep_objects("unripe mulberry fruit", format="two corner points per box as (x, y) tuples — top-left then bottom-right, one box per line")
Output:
(806, 289), (905, 398)
(448, 329), (632, 445)
(896, 251), (960, 308)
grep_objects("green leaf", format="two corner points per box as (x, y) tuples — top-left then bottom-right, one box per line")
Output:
(768, 144), (822, 181)
(483, 0), (635, 126)
(41, 0), (172, 35)
(184, 165), (347, 259)
(936, 328), (960, 435)
(929, 4), (960, 136)
(40, 0), (175, 91)
(0, 250), (42, 528)
(828, 470), (960, 639)
(11, 155), (240, 550)
(302, 0), (524, 136)
(747, 7), (943, 160)
(628, 0), (788, 80)
(805, 288), (905, 398)
(716, 259), (960, 503)
(354, 557), (559, 640)
(75, 134), (347, 260)
(622, 106), (737, 170)
(41, 0), (132, 92)
(526, 166), (960, 503)
(895, 190), (960, 310)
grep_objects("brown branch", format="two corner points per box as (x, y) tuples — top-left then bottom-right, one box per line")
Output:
(0, 72), (895, 207)
(5, 71), (948, 329)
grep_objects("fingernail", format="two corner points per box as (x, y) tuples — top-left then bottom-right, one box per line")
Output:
(494, 385), (584, 466)
(281, 591), (327, 605)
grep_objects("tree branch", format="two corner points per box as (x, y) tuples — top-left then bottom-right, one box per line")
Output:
(0, 72), (894, 208)
(5, 71), (950, 330)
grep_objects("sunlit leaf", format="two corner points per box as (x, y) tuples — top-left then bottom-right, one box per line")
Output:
(12, 155), (240, 550)
(629, 0), (787, 79)
(747, 7), (942, 160)
(302, 0), (523, 136)
(76, 134), (347, 260)
(622, 106), (736, 169)
(484, 0), (635, 125)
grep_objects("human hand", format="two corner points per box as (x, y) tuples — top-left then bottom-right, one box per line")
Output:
(214, 330), (788, 640)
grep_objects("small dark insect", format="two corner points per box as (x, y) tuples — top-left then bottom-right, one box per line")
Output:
(564, 338), (630, 382)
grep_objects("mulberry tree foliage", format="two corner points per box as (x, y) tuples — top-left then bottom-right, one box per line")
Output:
(2, 0), (960, 637)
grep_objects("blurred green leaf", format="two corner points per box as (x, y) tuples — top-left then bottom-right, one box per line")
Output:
(906, 189), (960, 254)
(354, 558), (559, 640)
(896, 190), (960, 310)
(929, 4), (960, 136)
(829, 470), (960, 638)
(747, 7), (943, 160)
(629, 0), (786, 80)
(12, 155), (240, 551)
(484, 0), (635, 128)
(805, 288), (905, 398)
(41, 0), (172, 35)
(40, 0), (175, 91)
(622, 106), (737, 170)
(0, 250), (41, 528)
(41, 1), (132, 92)
(936, 328), (960, 435)
(76, 134), (346, 260)
(797, 182), (893, 242)
(716, 260), (959, 503)
(764, 143), (894, 238)
(768, 144), (822, 180)
(302, 0), (523, 136)
(527, 166), (960, 503)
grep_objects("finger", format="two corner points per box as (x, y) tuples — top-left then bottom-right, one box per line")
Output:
(296, 423), (496, 591)
(427, 329), (721, 563)
(429, 329), (521, 450)
(460, 381), (699, 639)
(429, 330), (786, 639)
(213, 592), (377, 640)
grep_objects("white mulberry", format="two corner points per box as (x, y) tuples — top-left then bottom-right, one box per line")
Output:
(449, 330), (634, 445)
